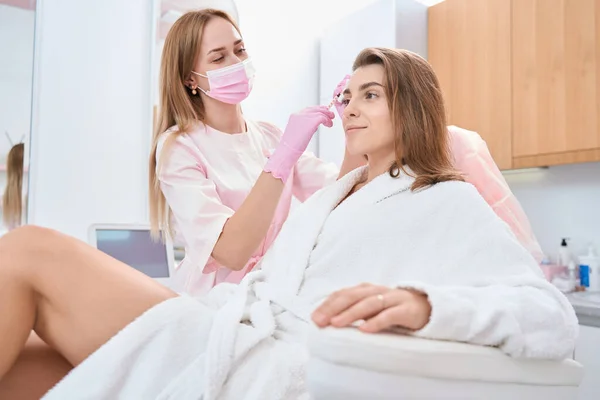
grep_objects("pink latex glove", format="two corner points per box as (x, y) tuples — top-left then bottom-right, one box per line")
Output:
(332, 75), (351, 118)
(448, 125), (544, 263)
(264, 106), (334, 183)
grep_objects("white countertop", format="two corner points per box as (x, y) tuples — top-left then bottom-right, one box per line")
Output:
(566, 292), (600, 327)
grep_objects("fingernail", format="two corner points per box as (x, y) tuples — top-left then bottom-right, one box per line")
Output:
(313, 312), (327, 326)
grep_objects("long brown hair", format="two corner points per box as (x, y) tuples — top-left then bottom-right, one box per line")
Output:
(2, 143), (25, 229)
(149, 9), (241, 237)
(353, 48), (463, 190)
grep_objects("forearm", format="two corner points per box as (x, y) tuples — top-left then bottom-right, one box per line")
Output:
(211, 172), (284, 271)
(404, 281), (578, 359)
(212, 107), (333, 270)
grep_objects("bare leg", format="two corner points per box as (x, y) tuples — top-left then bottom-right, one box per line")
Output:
(0, 332), (72, 399)
(0, 226), (177, 379)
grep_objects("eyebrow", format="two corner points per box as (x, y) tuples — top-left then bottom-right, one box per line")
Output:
(207, 39), (243, 55)
(342, 81), (383, 96)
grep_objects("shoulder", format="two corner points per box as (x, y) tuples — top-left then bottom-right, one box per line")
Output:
(426, 179), (479, 197)
(423, 181), (516, 241)
(429, 180), (485, 203)
(252, 120), (282, 142)
(422, 180), (496, 218)
(157, 123), (207, 157)
(254, 120), (282, 135)
(155, 123), (210, 176)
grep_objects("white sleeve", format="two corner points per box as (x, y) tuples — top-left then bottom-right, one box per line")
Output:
(397, 187), (578, 360)
(157, 134), (233, 275)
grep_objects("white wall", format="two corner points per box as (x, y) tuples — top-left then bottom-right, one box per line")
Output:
(28, 0), (153, 240)
(505, 162), (600, 261)
(236, 0), (381, 153)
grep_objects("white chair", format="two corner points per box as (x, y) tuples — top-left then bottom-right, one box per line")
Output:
(307, 327), (583, 399)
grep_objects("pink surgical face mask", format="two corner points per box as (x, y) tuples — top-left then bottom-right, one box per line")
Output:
(191, 58), (255, 104)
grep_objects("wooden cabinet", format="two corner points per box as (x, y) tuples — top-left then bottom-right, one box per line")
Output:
(511, 0), (600, 168)
(428, 0), (600, 170)
(428, 0), (513, 170)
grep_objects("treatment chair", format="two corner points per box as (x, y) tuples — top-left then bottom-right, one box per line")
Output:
(307, 327), (583, 399)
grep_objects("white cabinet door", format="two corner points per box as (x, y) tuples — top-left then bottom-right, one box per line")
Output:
(575, 324), (600, 399)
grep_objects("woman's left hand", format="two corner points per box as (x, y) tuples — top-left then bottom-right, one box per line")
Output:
(311, 283), (432, 333)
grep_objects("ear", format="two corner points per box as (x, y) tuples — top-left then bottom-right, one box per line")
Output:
(184, 74), (196, 88)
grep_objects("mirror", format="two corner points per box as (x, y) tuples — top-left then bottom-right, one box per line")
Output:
(0, 0), (35, 234)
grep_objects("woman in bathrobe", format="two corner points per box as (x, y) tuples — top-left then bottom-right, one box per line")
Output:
(0, 47), (577, 399)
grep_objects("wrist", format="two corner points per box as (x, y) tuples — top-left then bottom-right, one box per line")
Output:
(264, 144), (302, 183)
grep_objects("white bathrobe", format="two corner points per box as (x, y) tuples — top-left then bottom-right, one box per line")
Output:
(43, 167), (578, 400)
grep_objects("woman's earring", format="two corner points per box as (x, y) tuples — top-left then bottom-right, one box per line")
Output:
(192, 86), (197, 95)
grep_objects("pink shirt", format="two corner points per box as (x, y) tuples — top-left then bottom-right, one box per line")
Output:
(156, 119), (338, 295)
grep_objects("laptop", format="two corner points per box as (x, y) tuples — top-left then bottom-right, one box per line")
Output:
(88, 224), (174, 288)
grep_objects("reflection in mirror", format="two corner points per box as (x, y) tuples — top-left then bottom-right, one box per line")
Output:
(2, 142), (25, 231)
(0, 0), (35, 234)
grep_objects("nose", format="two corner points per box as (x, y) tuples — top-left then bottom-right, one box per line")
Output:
(226, 52), (244, 66)
(233, 51), (248, 64)
(228, 57), (242, 66)
(343, 99), (360, 120)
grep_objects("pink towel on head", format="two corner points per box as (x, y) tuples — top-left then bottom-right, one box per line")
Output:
(448, 125), (544, 263)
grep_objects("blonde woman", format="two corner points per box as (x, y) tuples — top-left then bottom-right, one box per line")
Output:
(149, 9), (365, 296)
(2, 143), (25, 231)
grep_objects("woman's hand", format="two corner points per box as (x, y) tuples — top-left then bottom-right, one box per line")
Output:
(264, 106), (335, 183)
(332, 74), (351, 118)
(311, 283), (432, 333)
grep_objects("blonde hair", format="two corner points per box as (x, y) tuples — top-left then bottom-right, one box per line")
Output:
(353, 48), (463, 191)
(149, 9), (241, 237)
(2, 143), (25, 229)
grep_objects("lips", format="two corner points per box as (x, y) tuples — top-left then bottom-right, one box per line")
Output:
(345, 126), (366, 133)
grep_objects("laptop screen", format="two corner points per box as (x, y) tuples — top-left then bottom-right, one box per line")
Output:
(95, 229), (170, 278)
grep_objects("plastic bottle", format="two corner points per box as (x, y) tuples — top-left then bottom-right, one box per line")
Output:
(568, 261), (578, 288)
(558, 238), (571, 266)
(579, 245), (600, 292)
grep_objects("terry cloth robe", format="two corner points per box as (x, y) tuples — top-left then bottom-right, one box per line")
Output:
(42, 166), (578, 400)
